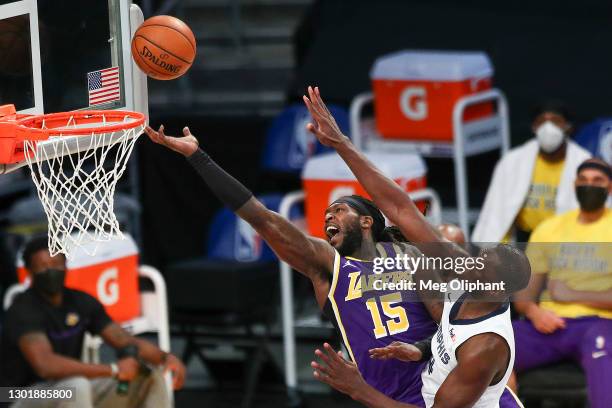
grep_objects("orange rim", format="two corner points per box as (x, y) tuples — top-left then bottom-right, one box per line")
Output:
(16, 110), (146, 138)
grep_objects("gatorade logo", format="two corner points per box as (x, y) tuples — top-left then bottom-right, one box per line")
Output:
(399, 86), (427, 121)
(97, 267), (119, 306)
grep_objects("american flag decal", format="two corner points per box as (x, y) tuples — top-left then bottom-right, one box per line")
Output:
(87, 67), (121, 106)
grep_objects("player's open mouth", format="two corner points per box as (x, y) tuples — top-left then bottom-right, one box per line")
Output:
(326, 224), (340, 240)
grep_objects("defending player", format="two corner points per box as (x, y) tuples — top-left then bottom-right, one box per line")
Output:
(303, 86), (531, 407)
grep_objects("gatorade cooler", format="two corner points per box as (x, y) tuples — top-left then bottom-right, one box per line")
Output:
(302, 152), (427, 238)
(371, 50), (494, 141)
(17, 234), (141, 323)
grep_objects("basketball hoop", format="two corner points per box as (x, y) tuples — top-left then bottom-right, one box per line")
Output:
(0, 106), (146, 257)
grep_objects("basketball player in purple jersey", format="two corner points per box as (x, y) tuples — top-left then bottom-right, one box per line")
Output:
(145, 125), (435, 405)
(303, 86), (528, 407)
(145, 115), (524, 406)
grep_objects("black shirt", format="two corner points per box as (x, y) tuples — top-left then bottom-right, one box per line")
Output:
(0, 288), (112, 387)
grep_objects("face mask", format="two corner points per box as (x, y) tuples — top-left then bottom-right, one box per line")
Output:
(575, 185), (608, 212)
(32, 268), (66, 296)
(536, 121), (565, 153)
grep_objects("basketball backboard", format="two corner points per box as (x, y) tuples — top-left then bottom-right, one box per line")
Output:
(0, 0), (148, 116)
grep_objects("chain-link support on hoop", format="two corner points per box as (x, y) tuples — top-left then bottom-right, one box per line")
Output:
(23, 116), (145, 257)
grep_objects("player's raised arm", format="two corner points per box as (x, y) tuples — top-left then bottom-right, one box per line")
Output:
(303, 87), (441, 245)
(145, 125), (336, 284)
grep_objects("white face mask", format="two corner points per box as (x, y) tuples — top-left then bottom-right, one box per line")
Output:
(535, 121), (565, 153)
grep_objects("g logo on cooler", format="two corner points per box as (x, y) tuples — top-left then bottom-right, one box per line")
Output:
(97, 267), (119, 305)
(399, 86), (427, 121)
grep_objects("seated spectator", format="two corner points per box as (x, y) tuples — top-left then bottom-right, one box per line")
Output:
(0, 236), (186, 408)
(512, 158), (612, 408)
(473, 102), (591, 242)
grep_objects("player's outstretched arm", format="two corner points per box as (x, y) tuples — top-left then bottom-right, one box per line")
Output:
(303, 87), (441, 245)
(145, 125), (335, 282)
(432, 333), (509, 408)
(236, 198), (336, 280)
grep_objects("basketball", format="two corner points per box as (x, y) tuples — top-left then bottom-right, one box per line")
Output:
(131, 15), (196, 80)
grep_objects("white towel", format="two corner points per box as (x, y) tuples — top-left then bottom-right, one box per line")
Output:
(472, 139), (591, 242)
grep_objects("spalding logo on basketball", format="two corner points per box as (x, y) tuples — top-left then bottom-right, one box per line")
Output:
(131, 15), (196, 80)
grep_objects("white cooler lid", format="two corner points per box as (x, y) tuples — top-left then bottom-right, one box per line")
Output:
(302, 152), (426, 181)
(370, 50), (493, 81)
(66, 233), (138, 268)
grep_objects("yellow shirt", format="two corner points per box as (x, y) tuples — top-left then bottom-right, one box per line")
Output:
(515, 154), (565, 233)
(526, 208), (612, 319)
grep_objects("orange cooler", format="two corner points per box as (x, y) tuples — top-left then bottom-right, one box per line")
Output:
(17, 235), (141, 323)
(302, 152), (427, 238)
(371, 50), (494, 141)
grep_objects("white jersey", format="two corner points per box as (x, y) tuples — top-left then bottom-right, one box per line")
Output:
(421, 292), (515, 408)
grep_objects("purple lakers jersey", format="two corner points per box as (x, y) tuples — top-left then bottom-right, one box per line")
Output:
(323, 242), (437, 405)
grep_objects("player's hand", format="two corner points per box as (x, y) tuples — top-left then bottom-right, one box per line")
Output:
(164, 353), (186, 390)
(526, 305), (566, 334)
(548, 279), (577, 303)
(145, 125), (199, 157)
(117, 357), (140, 382)
(311, 343), (367, 399)
(303, 86), (349, 148)
(368, 341), (422, 362)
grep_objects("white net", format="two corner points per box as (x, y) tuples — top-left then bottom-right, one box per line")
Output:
(23, 116), (144, 257)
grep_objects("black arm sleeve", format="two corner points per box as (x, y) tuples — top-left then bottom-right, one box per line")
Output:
(186, 149), (254, 211)
(413, 335), (433, 362)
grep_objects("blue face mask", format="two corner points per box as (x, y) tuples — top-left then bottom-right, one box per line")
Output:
(32, 268), (66, 296)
